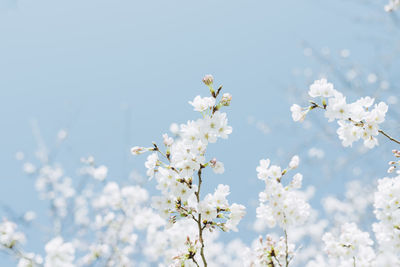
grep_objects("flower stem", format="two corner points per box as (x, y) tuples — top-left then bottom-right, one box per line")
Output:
(379, 130), (400, 145)
(195, 167), (207, 267)
(284, 229), (289, 267)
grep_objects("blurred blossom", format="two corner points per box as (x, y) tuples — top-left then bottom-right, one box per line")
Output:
(57, 129), (68, 141)
(339, 49), (350, 58)
(256, 121), (270, 134)
(15, 151), (24, 161)
(380, 80), (390, 90)
(346, 69), (357, 80)
(367, 73), (378, 84)
(308, 147), (324, 159)
(169, 123), (179, 135)
(23, 211), (36, 222)
(23, 162), (36, 174)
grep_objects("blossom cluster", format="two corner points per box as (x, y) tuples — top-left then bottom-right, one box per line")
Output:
(132, 75), (245, 265)
(247, 235), (296, 267)
(291, 78), (388, 148)
(78, 156), (108, 181)
(322, 223), (375, 267)
(0, 219), (76, 267)
(373, 175), (400, 253)
(80, 182), (164, 266)
(0, 220), (26, 249)
(34, 165), (76, 220)
(256, 155), (310, 228)
(385, 0), (400, 12)
(144, 218), (249, 266)
(4, 73), (400, 267)
(44, 237), (75, 267)
(12, 142), (169, 266)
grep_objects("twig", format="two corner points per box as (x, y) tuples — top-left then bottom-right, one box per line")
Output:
(195, 167), (207, 267)
(379, 130), (400, 145)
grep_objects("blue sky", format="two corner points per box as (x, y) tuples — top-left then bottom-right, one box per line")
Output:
(0, 0), (397, 264)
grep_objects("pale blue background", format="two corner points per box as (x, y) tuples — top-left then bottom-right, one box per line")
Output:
(0, 0), (398, 265)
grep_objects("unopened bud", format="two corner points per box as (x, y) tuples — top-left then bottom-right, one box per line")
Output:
(221, 93), (232, 106)
(202, 74), (214, 86)
(131, 146), (146, 155)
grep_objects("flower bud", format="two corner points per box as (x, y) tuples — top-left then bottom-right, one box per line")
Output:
(202, 74), (214, 86)
(221, 93), (232, 106)
(131, 146), (146, 155)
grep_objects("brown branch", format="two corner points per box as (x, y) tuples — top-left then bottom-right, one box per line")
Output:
(379, 130), (400, 145)
(195, 167), (207, 267)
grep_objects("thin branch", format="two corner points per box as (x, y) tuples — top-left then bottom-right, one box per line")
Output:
(379, 129), (400, 145)
(284, 229), (289, 267)
(309, 101), (400, 146)
(192, 257), (200, 267)
(195, 167), (207, 267)
(272, 255), (283, 267)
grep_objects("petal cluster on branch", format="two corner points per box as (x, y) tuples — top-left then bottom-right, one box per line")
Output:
(322, 223), (375, 267)
(291, 78), (388, 149)
(256, 156), (310, 228)
(132, 75), (245, 265)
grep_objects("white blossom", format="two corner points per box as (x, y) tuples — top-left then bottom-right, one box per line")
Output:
(189, 95), (216, 112)
(322, 223), (375, 266)
(292, 79), (389, 149)
(308, 78), (336, 98)
(44, 237), (75, 267)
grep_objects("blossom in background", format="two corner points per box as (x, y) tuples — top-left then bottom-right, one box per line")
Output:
(0, 220), (26, 248)
(385, 0), (400, 12)
(248, 235), (295, 267)
(4, 72), (400, 266)
(373, 175), (400, 254)
(44, 237), (75, 267)
(322, 223), (375, 266)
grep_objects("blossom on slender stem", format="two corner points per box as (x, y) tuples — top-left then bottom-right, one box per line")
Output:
(322, 223), (375, 266)
(44, 237), (75, 267)
(253, 155), (310, 266)
(132, 75), (245, 266)
(290, 78), (395, 149)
